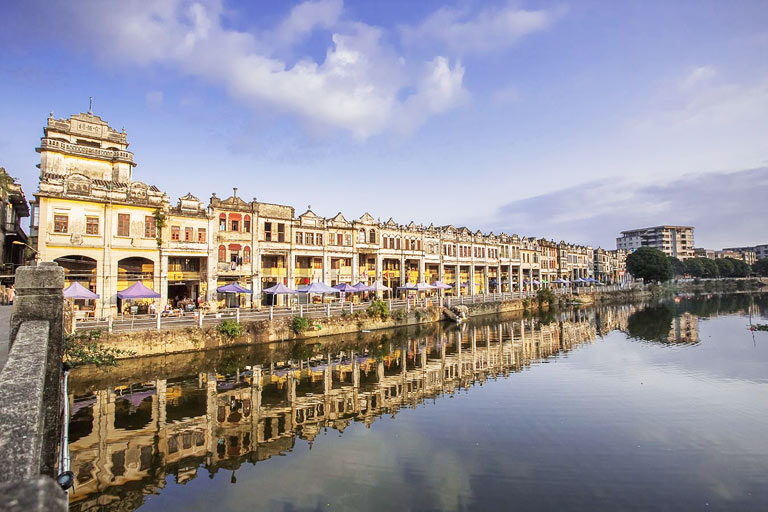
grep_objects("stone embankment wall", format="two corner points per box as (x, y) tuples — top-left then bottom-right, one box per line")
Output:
(96, 305), (447, 358)
(89, 289), (649, 360)
(0, 263), (68, 512)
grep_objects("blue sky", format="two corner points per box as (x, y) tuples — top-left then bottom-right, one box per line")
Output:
(1, 0), (766, 249)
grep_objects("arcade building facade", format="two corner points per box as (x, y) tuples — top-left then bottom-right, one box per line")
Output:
(31, 110), (625, 318)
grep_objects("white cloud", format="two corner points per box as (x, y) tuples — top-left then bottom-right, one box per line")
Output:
(271, 0), (343, 47)
(677, 65), (717, 92)
(401, 2), (563, 55)
(621, 67), (768, 177)
(43, 0), (468, 139)
(492, 167), (768, 249)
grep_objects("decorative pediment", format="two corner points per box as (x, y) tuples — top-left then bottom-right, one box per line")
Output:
(327, 212), (350, 227)
(221, 195), (249, 207)
(180, 192), (200, 202)
(178, 192), (203, 212)
(129, 181), (149, 198)
(64, 174), (91, 196)
(358, 212), (376, 224)
(299, 209), (319, 219)
(299, 209), (323, 227)
(385, 217), (398, 227)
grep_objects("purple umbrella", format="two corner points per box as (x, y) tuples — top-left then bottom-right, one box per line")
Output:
(63, 282), (99, 299)
(263, 282), (298, 294)
(116, 389), (155, 408)
(298, 281), (338, 294)
(368, 280), (391, 292)
(333, 283), (357, 293)
(217, 282), (252, 294)
(431, 281), (453, 290)
(117, 281), (161, 299)
(351, 281), (372, 292)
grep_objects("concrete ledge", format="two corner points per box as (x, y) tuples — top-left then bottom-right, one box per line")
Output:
(0, 321), (51, 482)
(0, 475), (68, 512)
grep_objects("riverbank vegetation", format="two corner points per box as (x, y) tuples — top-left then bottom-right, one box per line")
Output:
(64, 330), (134, 367)
(628, 247), (768, 283)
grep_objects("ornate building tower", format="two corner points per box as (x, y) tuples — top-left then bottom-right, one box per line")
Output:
(36, 107), (135, 183)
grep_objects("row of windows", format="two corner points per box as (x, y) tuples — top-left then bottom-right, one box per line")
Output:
(53, 214), (589, 262)
(170, 226), (206, 243)
(358, 229), (377, 243)
(295, 231), (324, 246)
(53, 214), (157, 239)
(263, 222), (285, 242)
(218, 245), (252, 264)
(382, 236), (421, 250)
(219, 214), (251, 233)
(331, 233), (353, 246)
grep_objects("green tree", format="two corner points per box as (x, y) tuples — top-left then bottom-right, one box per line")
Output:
(626, 304), (675, 343)
(0, 167), (15, 198)
(752, 258), (768, 277)
(701, 258), (719, 278)
(669, 257), (686, 276)
(727, 258), (750, 278)
(626, 247), (673, 283)
(715, 258), (734, 277)
(683, 258), (705, 277)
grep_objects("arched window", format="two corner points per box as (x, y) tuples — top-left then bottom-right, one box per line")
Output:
(219, 214), (226, 231)
(244, 215), (251, 233)
(358, 228), (366, 243)
(218, 245), (226, 262)
(244, 246), (251, 264)
(369, 229), (376, 243)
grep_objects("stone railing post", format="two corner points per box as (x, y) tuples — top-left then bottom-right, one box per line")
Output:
(8, 262), (65, 478)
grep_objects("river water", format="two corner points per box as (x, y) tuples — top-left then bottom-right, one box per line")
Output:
(67, 294), (768, 511)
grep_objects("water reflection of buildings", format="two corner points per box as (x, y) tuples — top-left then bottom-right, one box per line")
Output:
(668, 313), (699, 344)
(68, 316), (607, 511)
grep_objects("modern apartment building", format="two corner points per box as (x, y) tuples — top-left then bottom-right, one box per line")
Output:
(722, 245), (766, 263)
(617, 226), (694, 259)
(694, 248), (715, 259)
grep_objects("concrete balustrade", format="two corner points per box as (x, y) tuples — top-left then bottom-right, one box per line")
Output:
(0, 262), (67, 511)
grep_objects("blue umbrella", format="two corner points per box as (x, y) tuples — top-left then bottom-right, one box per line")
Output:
(333, 283), (357, 293)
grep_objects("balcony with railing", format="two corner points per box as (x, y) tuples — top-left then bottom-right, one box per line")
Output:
(261, 267), (287, 278)
(39, 138), (134, 163)
(330, 269), (353, 281)
(167, 271), (203, 282)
